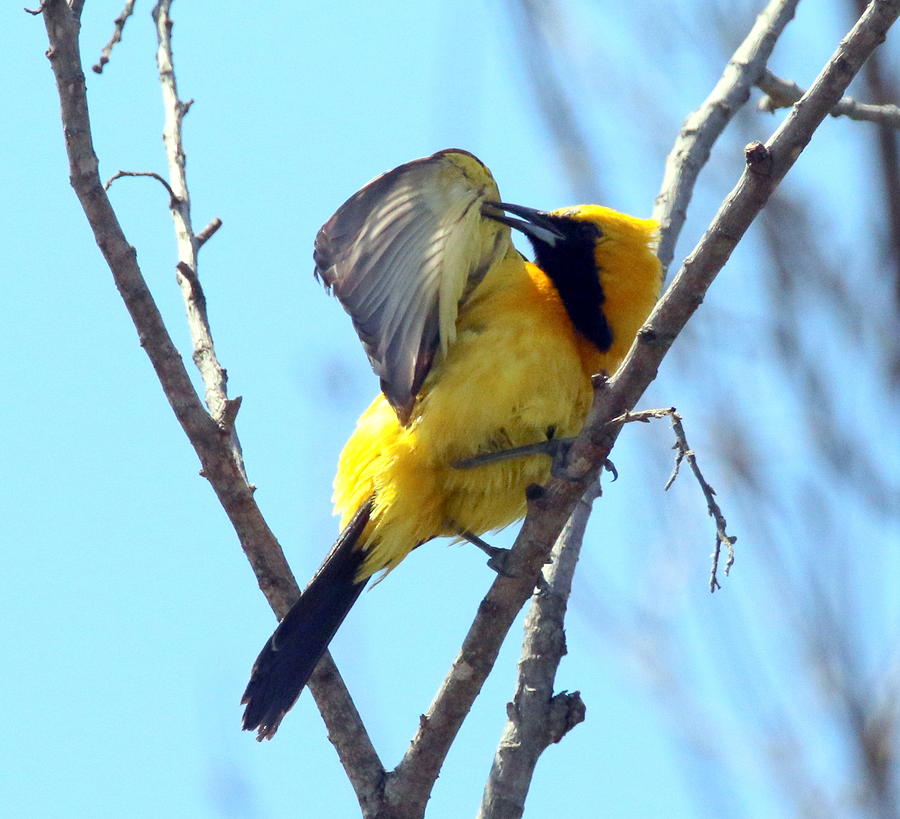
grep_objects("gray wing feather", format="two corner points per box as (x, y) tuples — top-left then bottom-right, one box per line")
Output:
(314, 150), (509, 424)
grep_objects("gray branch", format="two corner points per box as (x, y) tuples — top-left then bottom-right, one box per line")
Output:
(478, 485), (597, 819)
(757, 68), (900, 128)
(653, 0), (801, 272)
(40, 0), (385, 808)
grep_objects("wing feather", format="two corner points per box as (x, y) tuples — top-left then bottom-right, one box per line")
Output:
(314, 149), (512, 424)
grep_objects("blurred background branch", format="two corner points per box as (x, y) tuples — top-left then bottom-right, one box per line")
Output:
(503, 1), (900, 817)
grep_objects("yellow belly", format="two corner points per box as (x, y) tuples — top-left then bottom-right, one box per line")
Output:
(332, 254), (597, 579)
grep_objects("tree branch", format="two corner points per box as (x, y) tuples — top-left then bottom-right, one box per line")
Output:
(613, 408), (737, 592)
(40, 0), (385, 805)
(41, 0), (297, 606)
(105, 169), (178, 204)
(478, 485), (596, 819)
(653, 0), (801, 271)
(379, 0), (900, 811)
(92, 0), (136, 74)
(151, 1), (236, 450)
(757, 68), (900, 127)
(148, 0), (385, 801)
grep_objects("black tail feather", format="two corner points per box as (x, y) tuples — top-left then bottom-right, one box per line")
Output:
(241, 502), (372, 740)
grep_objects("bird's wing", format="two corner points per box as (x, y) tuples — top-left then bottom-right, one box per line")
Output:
(314, 149), (513, 425)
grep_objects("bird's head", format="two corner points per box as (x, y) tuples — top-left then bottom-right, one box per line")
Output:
(483, 201), (661, 354)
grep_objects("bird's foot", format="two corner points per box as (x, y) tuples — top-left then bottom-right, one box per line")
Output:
(460, 530), (516, 577)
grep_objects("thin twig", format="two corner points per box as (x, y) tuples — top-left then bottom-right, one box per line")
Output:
(149, 0), (384, 804)
(757, 68), (900, 128)
(152, 1), (236, 435)
(613, 407), (737, 591)
(653, 0), (801, 272)
(40, 0), (298, 610)
(105, 169), (178, 206)
(92, 0), (136, 74)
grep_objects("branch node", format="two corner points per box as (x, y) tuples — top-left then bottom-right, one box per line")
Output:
(547, 690), (586, 745)
(24, 1), (47, 14)
(745, 140), (773, 175)
(637, 325), (674, 347)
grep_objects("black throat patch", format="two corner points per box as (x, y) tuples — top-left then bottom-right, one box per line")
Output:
(530, 223), (613, 352)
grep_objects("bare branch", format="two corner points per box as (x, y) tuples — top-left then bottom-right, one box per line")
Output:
(851, 0), (900, 315)
(104, 169), (178, 206)
(758, 68), (900, 128)
(41, 0), (297, 609)
(150, 0), (384, 799)
(479, 485), (597, 819)
(379, 2), (900, 812)
(151, 1), (237, 444)
(663, 411), (735, 592)
(653, 0), (800, 271)
(41, 0), (385, 803)
(92, 0), (136, 74)
(614, 408), (736, 591)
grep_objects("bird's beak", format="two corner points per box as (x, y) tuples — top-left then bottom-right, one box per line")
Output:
(483, 201), (566, 247)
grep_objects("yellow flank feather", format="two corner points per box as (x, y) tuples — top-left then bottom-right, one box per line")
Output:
(333, 207), (661, 579)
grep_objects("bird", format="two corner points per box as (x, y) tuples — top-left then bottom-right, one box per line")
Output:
(241, 148), (662, 739)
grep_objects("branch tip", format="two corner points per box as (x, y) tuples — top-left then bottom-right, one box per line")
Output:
(92, 0), (136, 74)
(196, 217), (223, 249)
(756, 67), (900, 127)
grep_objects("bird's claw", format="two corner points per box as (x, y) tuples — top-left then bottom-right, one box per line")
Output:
(461, 530), (517, 577)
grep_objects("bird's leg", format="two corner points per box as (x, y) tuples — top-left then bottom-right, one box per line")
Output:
(453, 436), (576, 470)
(454, 437), (619, 482)
(460, 530), (515, 577)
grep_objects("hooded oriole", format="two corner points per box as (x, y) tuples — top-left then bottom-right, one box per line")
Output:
(242, 149), (661, 739)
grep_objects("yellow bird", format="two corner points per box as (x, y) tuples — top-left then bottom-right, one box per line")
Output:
(242, 149), (661, 739)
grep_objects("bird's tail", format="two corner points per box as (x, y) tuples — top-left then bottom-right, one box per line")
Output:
(241, 502), (372, 740)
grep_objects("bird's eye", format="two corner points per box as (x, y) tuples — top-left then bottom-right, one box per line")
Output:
(579, 221), (603, 240)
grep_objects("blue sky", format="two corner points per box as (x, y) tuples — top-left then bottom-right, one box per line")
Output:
(5, 1), (898, 817)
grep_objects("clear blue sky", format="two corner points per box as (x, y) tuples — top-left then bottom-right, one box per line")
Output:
(4, 1), (898, 817)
